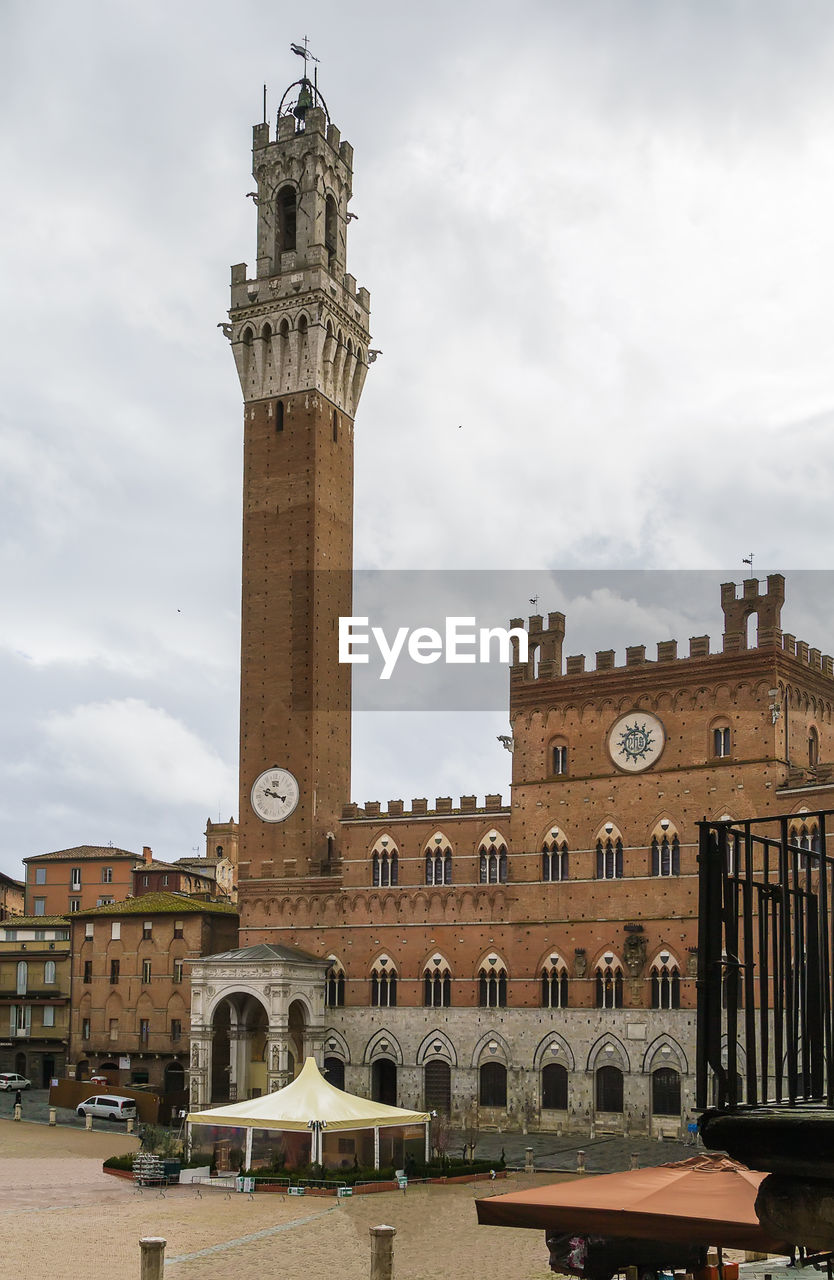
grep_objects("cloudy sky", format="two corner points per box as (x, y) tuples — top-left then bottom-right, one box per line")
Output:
(2, 1), (834, 881)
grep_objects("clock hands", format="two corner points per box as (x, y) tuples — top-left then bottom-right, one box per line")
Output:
(263, 787), (287, 802)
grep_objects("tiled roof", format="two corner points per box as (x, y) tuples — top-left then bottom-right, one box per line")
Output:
(74, 891), (238, 918)
(0, 871), (24, 888)
(133, 860), (215, 879)
(24, 845), (138, 863)
(174, 857), (219, 871)
(0, 915), (70, 927)
(200, 942), (324, 965)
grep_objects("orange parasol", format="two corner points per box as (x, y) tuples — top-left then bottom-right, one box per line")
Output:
(476, 1154), (789, 1251)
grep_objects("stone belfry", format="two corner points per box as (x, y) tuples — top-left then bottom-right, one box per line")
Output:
(226, 68), (371, 905)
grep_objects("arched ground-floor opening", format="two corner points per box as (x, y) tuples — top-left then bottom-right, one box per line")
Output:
(324, 1056), (345, 1090)
(372, 1057), (397, 1106)
(14, 1052), (26, 1076)
(424, 1060), (451, 1114)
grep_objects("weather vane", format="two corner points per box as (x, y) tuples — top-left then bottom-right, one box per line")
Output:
(290, 36), (319, 82)
(742, 552), (754, 576)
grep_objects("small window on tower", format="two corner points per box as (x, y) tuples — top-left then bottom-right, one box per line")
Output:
(325, 194), (338, 264)
(277, 185), (297, 254)
(276, 399), (284, 432)
(333, 409), (339, 442)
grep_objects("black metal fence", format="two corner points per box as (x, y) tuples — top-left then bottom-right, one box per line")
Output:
(697, 809), (834, 1112)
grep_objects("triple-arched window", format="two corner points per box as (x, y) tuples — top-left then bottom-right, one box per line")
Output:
(651, 828), (680, 876)
(541, 954), (569, 1008)
(325, 959), (345, 1008)
(425, 834), (452, 885)
(424, 956), (452, 1007)
(479, 955), (508, 1008)
(596, 831), (623, 879)
(542, 830), (568, 882)
(479, 834), (508, 884)
(371, 836), (398, 887)
(595, 955), (624, 1009)
(651, 953), (681, 1008)
(370, 956), (397, 1007)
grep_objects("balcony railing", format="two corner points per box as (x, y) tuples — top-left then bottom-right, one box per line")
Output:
(697, 808), (834, 1113)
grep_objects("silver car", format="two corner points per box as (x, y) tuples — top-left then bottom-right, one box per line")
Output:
(0, 1073), (31, 1091)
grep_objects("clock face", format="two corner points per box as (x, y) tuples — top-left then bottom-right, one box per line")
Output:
(608, 711), (666, 773)
(251, 767), (300, 823)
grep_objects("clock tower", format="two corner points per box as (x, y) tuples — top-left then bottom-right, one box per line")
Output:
(226, 75), (371, 899)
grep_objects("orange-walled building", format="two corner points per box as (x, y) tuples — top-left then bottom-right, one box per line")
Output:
(23, 846), (138, 917)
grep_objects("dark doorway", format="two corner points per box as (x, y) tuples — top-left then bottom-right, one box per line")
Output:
(42, 1056), (55, 1088)
(541, 1062), (568, 1110)
(324, 1057), (345, 1090)
(165, 1061), (186, 1093)
(211, 1001), (231, 1102)
(595, 1065), (624, 1113)
(479, 1061), (507, 1108)
(371, 1058), (397, 1106)
(652, 1067), (681, 1116)
(424, 1060), (451, 1114)
(75, 1059), (90, 1081)
(14, 1052), (26, 1076)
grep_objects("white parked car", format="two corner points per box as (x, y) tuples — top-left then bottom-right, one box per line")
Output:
(0, 1073), (31, 1091)
(76, 1095), (137, 1122)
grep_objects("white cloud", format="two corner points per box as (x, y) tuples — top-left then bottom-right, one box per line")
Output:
(41, 698), (236, 809)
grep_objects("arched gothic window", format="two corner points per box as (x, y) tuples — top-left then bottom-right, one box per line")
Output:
(596, 832), (623, 879)
(325, 959), (345, 1008)
(652, 1067), (681, 1116)
(423, 956), (452, 1007)
(541, 1062), (568, 1110)
(371, 837), (398, 887)
(324, 193), (338, 263)
(370, 956), (397, 1007)
(551, 743), (568, 776)
(541, 954), (569, 1008)
(479, 833), (508, 884)
(479, 1061), (507, 1108)
(790, 818), (821, 870)
(595, 955), (623, 1009)
(478, 955), (508, 1008)
(276, 185), (297, 254)
(425, 834), (453, 886)
(651, 829), (680, 876)
(651, 953), (681, 1008)
(809, 726), (820, 767)
(596, 1064), (624, 1112)
(542, 831), (569, 882)
(711, 720), (731, 758)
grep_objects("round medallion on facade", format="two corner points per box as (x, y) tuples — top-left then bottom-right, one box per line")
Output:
(607, 711), (665, 773)
(251, 767), (300, 822)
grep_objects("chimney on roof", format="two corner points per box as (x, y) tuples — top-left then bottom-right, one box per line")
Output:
(143, 846), (152, 864)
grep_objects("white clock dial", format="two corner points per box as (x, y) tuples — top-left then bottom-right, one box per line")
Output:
(251, 767), (300, 823)
(607, 711), (666, 773)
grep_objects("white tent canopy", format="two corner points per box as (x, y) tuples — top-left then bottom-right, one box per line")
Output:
(187, 1055), (430, 1131)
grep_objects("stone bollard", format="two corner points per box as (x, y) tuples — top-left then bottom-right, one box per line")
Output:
(369, 1225), (396, 1280)
(139, 1237), (167, 1280)
(525, 1147), (534, 1174)
(127, 1117), (134, 1134)
(576, 1149), (585, 1175)
(13, 1103), (21, 1122)
(85, 1112), (93, 1131)
(630, 1152), (639, 1170)
(49, 1107), (56, 1126)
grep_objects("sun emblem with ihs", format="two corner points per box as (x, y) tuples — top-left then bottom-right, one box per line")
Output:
(608, 711), (665, 773)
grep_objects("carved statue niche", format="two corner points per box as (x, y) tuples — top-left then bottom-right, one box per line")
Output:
(687, 948), (698, 978)
(271, 1043), (281, 1070)
(624, 933), (647, 977)
(573, 949), (587, 979)
(191, 1043), (200, 1068)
